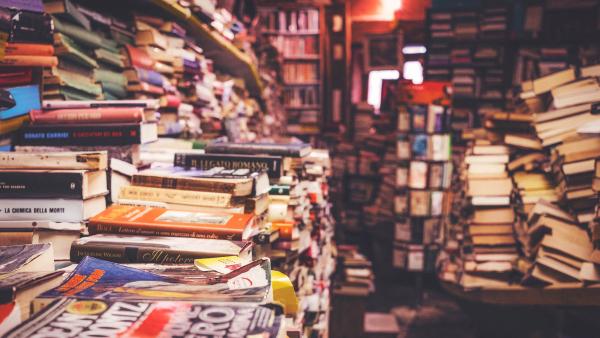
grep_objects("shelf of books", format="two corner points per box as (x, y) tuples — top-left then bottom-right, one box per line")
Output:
(437, 64), (600, 304)
(147, 0), (264, 98)
(393, 100), (453, 273)
(258, 4), (324, 137)
(0, 1), (336, 337)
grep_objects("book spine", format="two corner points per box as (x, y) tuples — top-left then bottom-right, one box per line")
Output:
(119, 186), (233, 207)
(17, 124), (143, 146)
(0, 55), (58, 67)
(4, 43), (54, 56)
(70, 243), (216, 264)
(131, 175), (235, 194)
(29, 108), (143, 124)
(87, 223), (242, 240)
(0, 153), (102, 169)
(0, 172), (83, 198)
(173, 154), (282, 178)
(0, 198), (85, 222)
(206, 144), (301, 157)
(136, 67), (163, 87)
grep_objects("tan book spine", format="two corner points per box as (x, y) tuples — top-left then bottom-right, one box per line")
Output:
(119, 185), (234, 207)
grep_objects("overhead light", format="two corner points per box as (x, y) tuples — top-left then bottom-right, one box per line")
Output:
(403, 45), (427, 55)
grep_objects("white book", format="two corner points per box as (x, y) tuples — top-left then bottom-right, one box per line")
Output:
(0, 196), (106, 222)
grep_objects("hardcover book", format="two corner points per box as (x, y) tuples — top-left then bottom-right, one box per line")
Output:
(0, 169), (107, 199)
(0, 85), (41, 121)
(88, 204), (256, 240)
(205, 142), (312, 158)
(70, 234), (252, 264)
(16, 123), (158, 146)
(173, 153), (283, 179)
(0, 151), (108, 170)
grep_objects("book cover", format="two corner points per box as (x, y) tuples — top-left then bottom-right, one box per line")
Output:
(16, 123), (157, 146)
(411, 134), (428, 159)
(118, 185), (236, 208)
(70, 234), (252, 264)
(409, 105), (427, 132)
(408, 161), (428, 189)
(29, 108), (144, 124)
(8, 298), (283, 338)
(174, 153), (283, 179)
(0, 85), (41, 121)
(88, 205), (255, 240)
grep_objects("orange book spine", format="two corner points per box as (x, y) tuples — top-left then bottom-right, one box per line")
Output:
(0, 55), (58, 67)
(272, 221), (294, 240)
(4, 43), (55, 56)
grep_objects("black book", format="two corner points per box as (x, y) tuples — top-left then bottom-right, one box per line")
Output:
(16, 123), (157, 146)
(205, 142), (312, 158)
(174, 153), (283, 178)
(0, 8), (53, 44)
(0, 169), (107, 199)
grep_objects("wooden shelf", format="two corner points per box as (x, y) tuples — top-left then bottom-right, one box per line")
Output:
(441, 281), (600, 306)
(148, 0), (263, 98)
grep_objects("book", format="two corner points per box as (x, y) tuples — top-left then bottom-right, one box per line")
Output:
(0, 195), (106, 222)
(0, 170), (107, 199)
(0, 221), (81, 260)
(88, 205), (256, 240)
(133, 167), (269, 197)
(173, 153), (283, 179)
(16, 123), (158, 146)
(205, 142), (311, 158)
(4, 43), (54, 56)
(7, 298), (283, 338)
(42, 99), (159, 110)
(70, 234), (252, 264)
(532, 68), (576, 94)
(0, 151), (107, 170)
(29, 108), (145, 124)
(118, 185), (243, 208)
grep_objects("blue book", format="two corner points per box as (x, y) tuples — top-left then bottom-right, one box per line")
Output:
(0, 85), (41, 121)
(135, 67), (164, 87)
(412, 134), (429, 159)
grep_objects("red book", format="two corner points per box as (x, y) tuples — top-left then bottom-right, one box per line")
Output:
(4, 43), (54, 56)
(125, 45), (155, 69)
(30, 108), (145, 124)
(0, 67), (33, 87)
(160, 94), (181, 109)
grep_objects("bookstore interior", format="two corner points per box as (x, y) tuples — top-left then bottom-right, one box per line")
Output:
(2, 0), (600, 337)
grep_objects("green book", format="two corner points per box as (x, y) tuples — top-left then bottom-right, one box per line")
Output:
(45, 0), (91, 30)
(53, 16), (119, 53)
(94, 68), (127, 87)
(94, 48), (125, 69)
(52, 69), (103, 96)
(54, 33), (98, 69)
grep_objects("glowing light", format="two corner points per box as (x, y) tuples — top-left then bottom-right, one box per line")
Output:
(403, 61), (423, 84)
(381, 0), (402, 21)
(402, 45), (427, 55)
(367, 70), (401, 109)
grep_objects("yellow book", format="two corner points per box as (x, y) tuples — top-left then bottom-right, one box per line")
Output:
(0, 114), (30, 135)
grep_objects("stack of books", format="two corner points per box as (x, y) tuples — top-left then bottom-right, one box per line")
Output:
(333, 244), (375, 296)
(394, 103), (452, 272)
(0, 4), (54, 150)
(14, 99), (158, 165)
(0, 151), (108, 261)
(479, 6), (508, 39)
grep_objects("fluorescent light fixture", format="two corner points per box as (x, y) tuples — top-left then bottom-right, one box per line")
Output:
(403, 61), (423, 84)
(402, 45), (427, 55)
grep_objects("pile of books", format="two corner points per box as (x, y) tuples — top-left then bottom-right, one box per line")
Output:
(0, 3), (54, 150)
(393, 103), (452, 272)
(14, 99), (158, 165)
(439, 63), (600, 289)
(0, 141), (338, 337)
(333, 244), (375, 296)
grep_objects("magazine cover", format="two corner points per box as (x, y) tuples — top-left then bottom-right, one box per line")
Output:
(7, 298), (285, 338)
(36, 257), (271, 307)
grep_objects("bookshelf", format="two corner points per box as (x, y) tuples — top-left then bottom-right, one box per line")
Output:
(258, 3), (326, 137)
(393, 104), (453, 274)
(146, 0), (264, 97)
